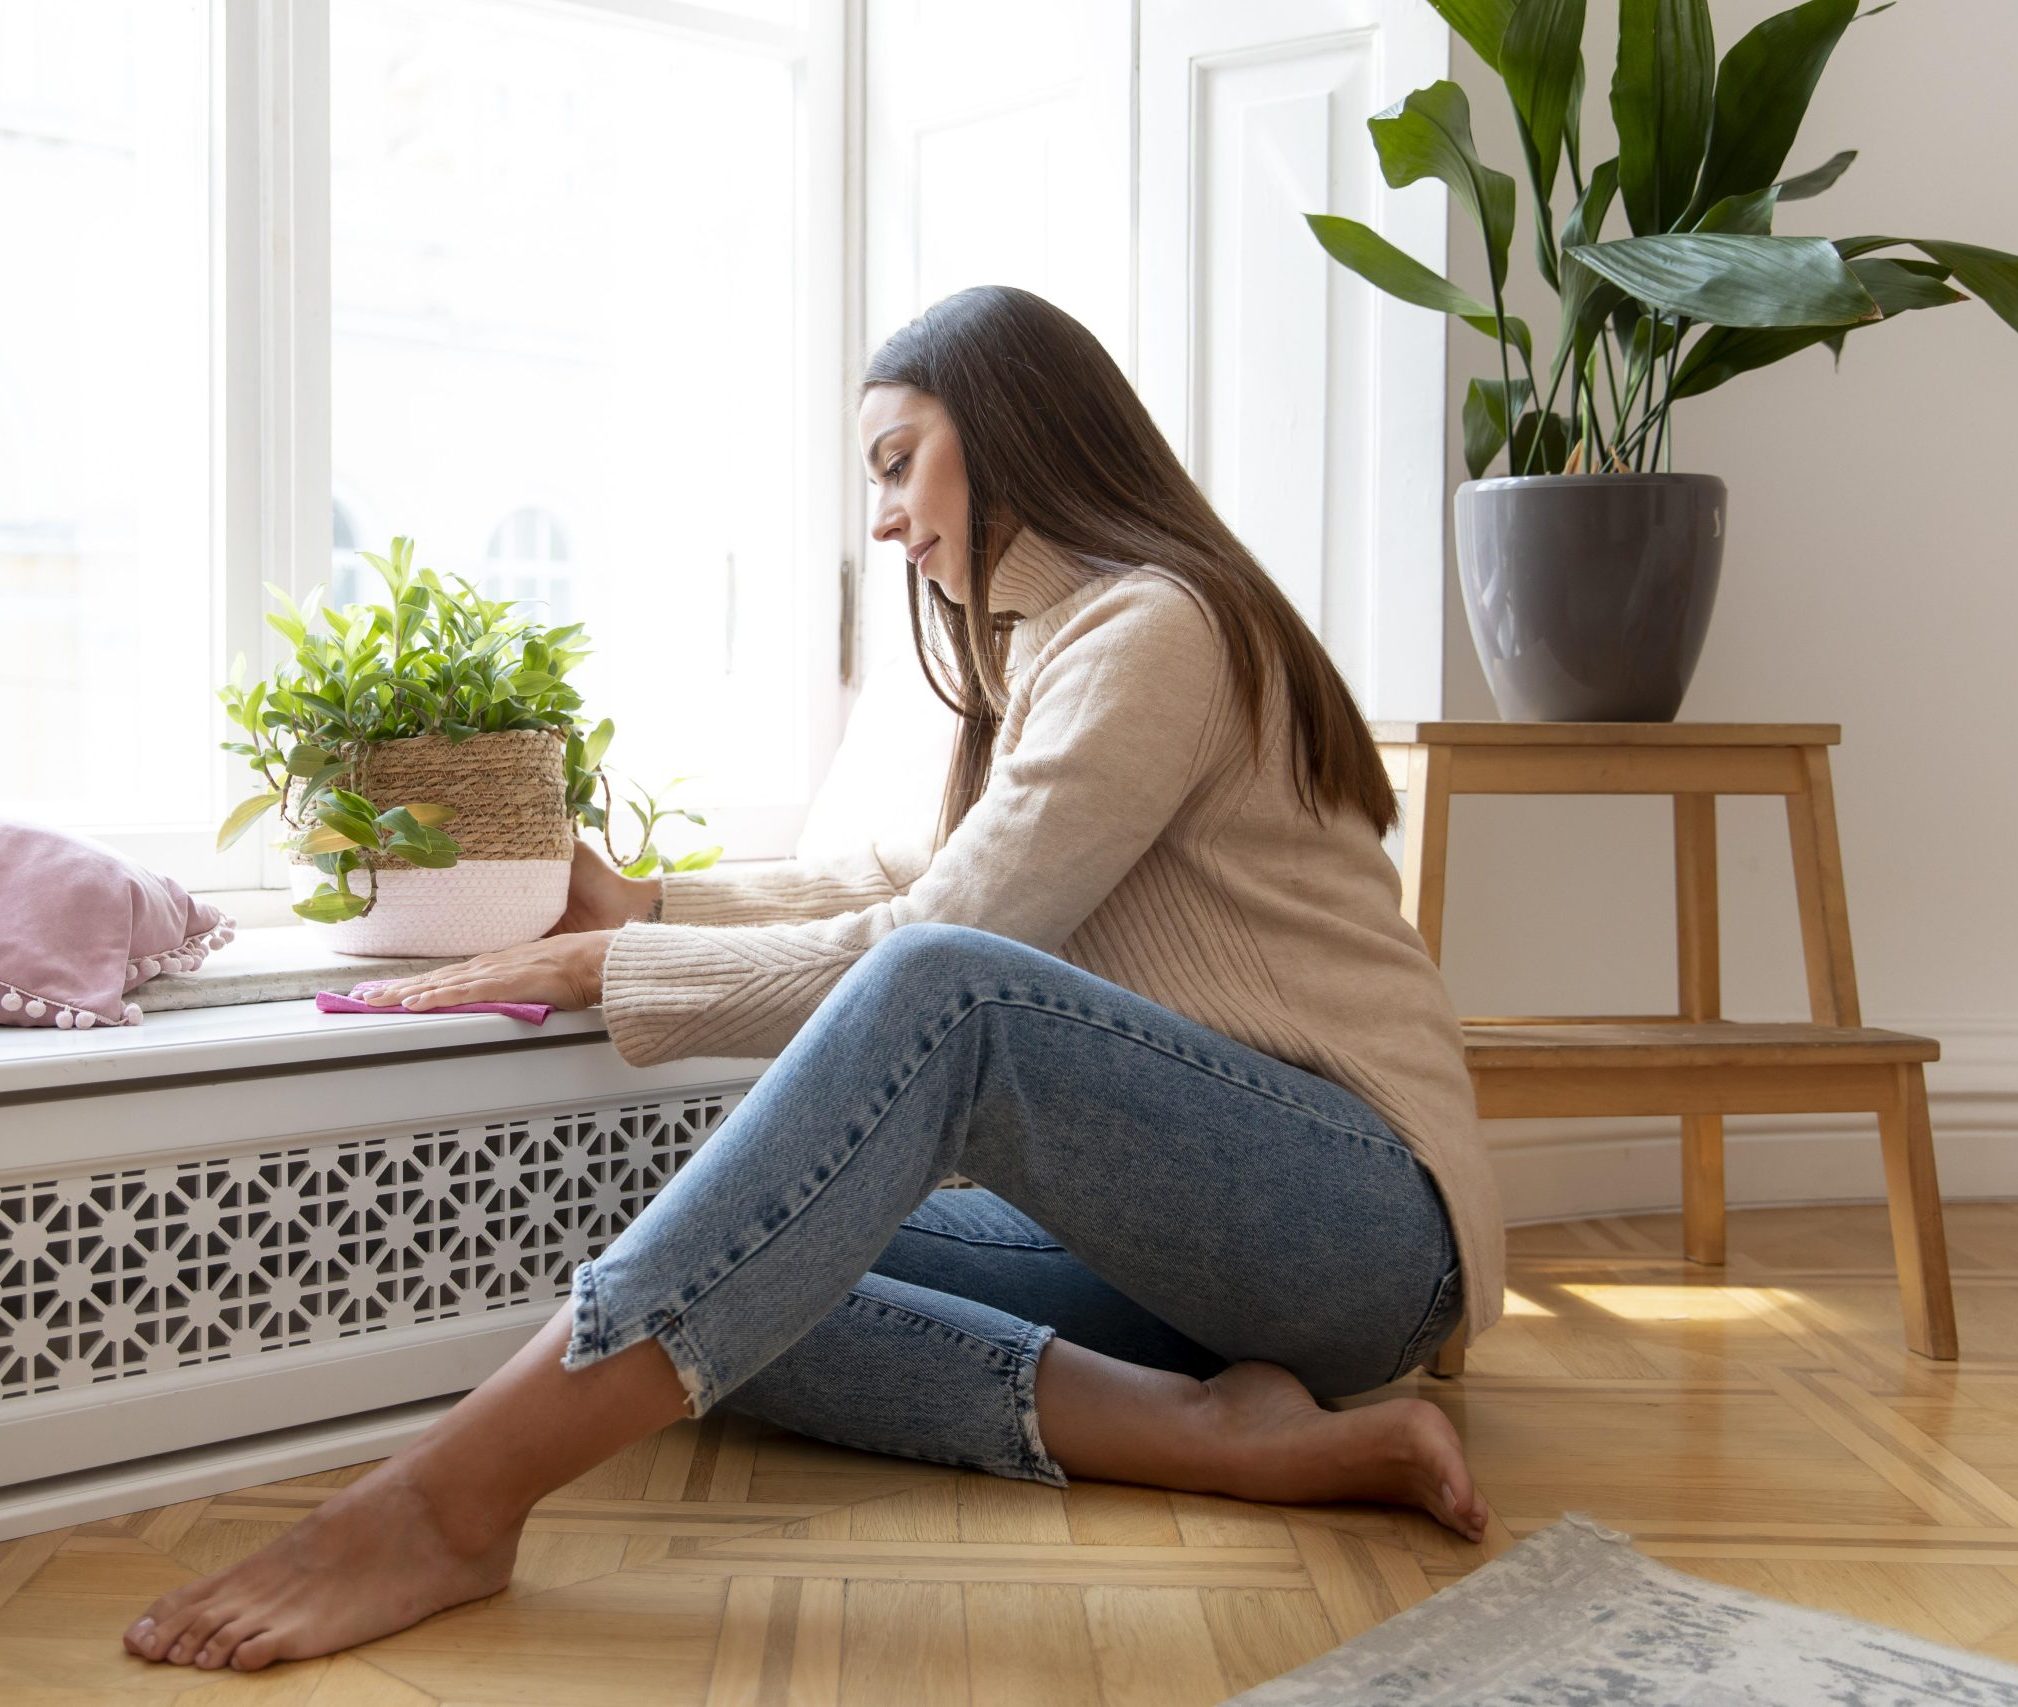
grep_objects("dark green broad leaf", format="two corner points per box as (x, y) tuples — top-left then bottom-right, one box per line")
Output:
(442, 720), (482, 744)
(1423, 0), (1516, 69)
(1612, 0), (1713, 236)
(1368, 82), (1518, 296)
(1671, 253), (1964, 398)
(1777, 148), (1855, 201)
(293, 883), (371, 924)
(1694, 184), (1780, 236)
(1556, 253), (1625, 397)
(1686, 0), (1856, 226)
(1562, 233), (1879, 327)
(1502, 0), (1585, 207)
(1897, 240), (2018, 333)
(1560, 156), (1618, 251)
(1463, 379), (1535, 479)
(1305, 214), (1535, 362)
(1509, 409), (1575, 475)
(1837, 236), (2018, 332)
(216, 789), (282, 852)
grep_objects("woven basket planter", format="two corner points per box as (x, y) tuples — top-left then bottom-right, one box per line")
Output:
(285, 729), (574, 956)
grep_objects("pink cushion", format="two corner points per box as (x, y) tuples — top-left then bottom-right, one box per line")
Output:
(0, 821), (236, 1030)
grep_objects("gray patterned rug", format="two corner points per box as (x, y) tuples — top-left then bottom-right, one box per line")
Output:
(1224, 1512), (2018, 1705)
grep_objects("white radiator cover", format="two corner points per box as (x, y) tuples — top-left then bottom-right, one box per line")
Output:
(0, 1001), (772, 1534)
(1, 1091), (731, 1409)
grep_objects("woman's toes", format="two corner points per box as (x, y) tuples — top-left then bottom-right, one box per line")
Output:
(194, 1617), (258, 1669)
(231, 1629), (283, 1671)
(127, 1594), (193, 1659)
(168, 1603), (230, 1665)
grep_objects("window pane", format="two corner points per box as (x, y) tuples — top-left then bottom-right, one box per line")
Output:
(0, 0), (211, 828)
(329, 0), (805, 836)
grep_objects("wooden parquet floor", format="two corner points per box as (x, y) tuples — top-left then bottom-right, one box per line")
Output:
(3, 1200), (2016, 1704)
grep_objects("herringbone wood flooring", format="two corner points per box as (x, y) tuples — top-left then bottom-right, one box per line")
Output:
(3, 1201), (2016, 1704)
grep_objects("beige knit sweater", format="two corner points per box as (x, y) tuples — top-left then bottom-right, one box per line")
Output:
(600, 527), (1505, 1344)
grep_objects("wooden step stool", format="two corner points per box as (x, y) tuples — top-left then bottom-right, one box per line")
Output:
(1371, 721), (1957, 1371)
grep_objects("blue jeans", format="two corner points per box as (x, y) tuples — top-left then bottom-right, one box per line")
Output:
(564, 923), (1465, 1487)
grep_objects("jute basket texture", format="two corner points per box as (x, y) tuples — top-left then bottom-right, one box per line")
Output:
(284, 729), (574, 956)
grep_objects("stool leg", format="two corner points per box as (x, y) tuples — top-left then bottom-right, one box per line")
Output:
(1429, 1319), (1466, 1378)
(1674, 795), (1725, 1265)
(1786, 747), (1862, 1028)
(1681, 1114), (1726, 1265)
(1400, 745), (1452, 965)
(1877, 1063), (1958, 1360)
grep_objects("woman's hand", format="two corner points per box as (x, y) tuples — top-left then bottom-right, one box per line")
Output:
(355, 929), (618, 1012)
(544, 837), (657, 936)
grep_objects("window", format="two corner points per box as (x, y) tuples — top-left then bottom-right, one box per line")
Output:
(0, 0), (214, 853)
(329, 0), (837, 870)
(482, 506), (574, 628)
(0, 0), (843, 888)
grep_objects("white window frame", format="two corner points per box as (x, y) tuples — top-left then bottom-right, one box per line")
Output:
(143, 0), (852, 898)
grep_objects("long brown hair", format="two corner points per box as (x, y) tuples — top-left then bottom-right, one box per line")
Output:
(860, 285), (1397, 854)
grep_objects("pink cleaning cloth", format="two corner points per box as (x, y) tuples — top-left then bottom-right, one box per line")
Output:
(316, 988), (554, 1024)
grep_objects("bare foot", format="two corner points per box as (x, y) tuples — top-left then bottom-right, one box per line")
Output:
(1200, 1360), (1489, 1542)
(120, 1462), (521, 1673)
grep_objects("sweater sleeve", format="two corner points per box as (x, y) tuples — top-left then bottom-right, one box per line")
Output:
(653, 833), (932, 927)
(599, 581), (1232, 1066)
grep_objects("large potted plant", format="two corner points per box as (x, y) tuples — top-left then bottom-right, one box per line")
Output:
(1307, 0), (2018, 720)
(215, 535), (722, 954)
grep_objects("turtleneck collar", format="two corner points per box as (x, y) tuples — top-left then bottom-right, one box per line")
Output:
(984, 526), (1106, 621)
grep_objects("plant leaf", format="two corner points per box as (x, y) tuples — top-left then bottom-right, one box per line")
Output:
(1305, 213), (1534, 363)
(297, 822), (364, 855)
(1686, 0), (1856, 226)
(1509, 409), (1574, 475)
(1423, 0), (1516, 69)
(1909, 241), (2018, 333)
(1776, 148), (1855, 201)
(216, 789), (282, 852)
(1693, 184), (1780, 236)
(1612, 0), (1713, 235)
(1368, 82), (1519, 297)
(1559, 156), (1619, 251)
(1670, 250), (1963, 398)
(1502, 0), (1586, 208)
(293, 884), (371, 924)
(1462, 378), (1535, 479)
(1562, 232), (1879, 327)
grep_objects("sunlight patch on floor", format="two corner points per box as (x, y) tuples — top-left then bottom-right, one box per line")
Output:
(1559, 1283), (1805, 1323)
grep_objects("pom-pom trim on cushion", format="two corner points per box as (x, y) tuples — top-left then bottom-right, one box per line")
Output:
(2, 911), (236, 1030)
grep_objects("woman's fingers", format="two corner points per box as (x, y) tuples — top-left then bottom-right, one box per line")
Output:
(355, 956), (489, 1004)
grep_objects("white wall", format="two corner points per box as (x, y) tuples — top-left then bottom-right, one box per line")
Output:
(1434, 0), (2018, 1218)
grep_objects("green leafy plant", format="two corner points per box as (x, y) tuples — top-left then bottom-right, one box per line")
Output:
(1305, 0), (2018, 479)
(216, 535), (723, 922)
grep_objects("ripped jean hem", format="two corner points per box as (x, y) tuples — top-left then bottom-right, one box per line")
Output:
(561, 1257), (718, 1420)
(563, 1255), (1069, 1486)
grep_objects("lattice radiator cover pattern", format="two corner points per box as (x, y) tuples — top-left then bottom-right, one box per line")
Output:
(0, 1094), (741, 1403)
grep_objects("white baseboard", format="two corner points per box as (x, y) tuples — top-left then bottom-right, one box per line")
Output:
(0, 1395), (458, 1543)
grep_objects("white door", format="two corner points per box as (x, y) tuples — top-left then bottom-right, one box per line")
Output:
(1140, 0), (1451, 720)
(850, 0), (1450, 821)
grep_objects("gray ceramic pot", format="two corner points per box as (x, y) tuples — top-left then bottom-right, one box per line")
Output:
(1454, 473), (1726, 722)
